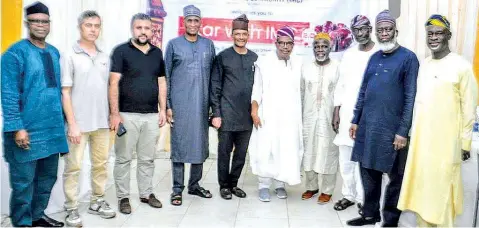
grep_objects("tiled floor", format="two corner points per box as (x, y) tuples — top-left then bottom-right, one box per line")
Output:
(2, 153), (479, 227)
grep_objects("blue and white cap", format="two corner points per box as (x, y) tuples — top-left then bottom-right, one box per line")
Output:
(183, 5), (201, 18)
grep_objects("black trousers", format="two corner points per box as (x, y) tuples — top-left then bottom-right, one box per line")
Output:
(360, 154), (406, 227)
(172, 162), (203, 194)
(217, 130), (252, 189)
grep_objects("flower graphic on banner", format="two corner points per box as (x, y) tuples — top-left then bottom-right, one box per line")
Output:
(307, 21), (352, 52)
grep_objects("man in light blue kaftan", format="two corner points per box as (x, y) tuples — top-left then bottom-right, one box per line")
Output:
(165, 5), (216, 205)
(1, 2), (68, 227)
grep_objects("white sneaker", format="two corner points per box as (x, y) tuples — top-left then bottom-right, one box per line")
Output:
(65, 209), (82, 227)
(258, 188), (271, 202)
(275, 188), (288, 199)
(88, 199), (116, 219)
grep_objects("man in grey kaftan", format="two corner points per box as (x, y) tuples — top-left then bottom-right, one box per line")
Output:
(165, 5), (216, 204)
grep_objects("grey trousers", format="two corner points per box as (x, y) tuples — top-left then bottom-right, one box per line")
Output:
(172, 162), (203, 194)
(114, 112), (160, 199)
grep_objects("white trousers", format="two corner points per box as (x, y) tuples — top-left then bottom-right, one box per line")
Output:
(305, 171), (336, 195)
(338, 145), (363, 203)
(258, 176), (285, 190)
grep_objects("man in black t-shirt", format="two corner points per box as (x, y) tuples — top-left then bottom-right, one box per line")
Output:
(109, 13), (167, 214)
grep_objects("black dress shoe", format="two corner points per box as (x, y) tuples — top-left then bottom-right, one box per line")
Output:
(231, 187), (247, 198)
(32, 215), (64, 227)
(346, 216), (380, 226)
(220, 188), (232, 200)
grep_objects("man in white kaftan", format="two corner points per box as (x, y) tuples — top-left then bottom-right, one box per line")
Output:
(300, 32), (340, 204)
(332, 15), (377, 211)
(248, 26), (304, 202)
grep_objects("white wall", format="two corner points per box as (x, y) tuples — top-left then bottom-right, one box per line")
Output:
(397, 0), (478, 62)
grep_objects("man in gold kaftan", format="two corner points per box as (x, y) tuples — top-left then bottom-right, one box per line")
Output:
(397, 14), (478, 227)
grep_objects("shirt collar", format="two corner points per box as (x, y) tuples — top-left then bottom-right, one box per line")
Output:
(73, 41), (102, 54)
(183, 34), (202, 43)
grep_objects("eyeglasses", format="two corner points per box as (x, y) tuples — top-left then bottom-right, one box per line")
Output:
(352, 26), (370, 33)
(277, 41), (294, 47)
(27, 19), (50, 25)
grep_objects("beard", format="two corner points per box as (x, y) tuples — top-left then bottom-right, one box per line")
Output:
(315, 56), (328, 62)
(378, 35), (398, 52)
(134, 37), (148, 46)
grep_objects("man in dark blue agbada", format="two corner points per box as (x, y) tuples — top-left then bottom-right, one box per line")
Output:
(346, 10), (419, 227)
(1, 2), (68, 227)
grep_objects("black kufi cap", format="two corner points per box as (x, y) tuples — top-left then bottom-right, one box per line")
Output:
(25, 1), (49, 16)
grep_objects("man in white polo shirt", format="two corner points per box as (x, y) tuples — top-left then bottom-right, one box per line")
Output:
(61, 10), (116, 227)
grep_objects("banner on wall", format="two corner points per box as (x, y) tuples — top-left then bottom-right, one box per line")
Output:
(148, 0), (362, 59)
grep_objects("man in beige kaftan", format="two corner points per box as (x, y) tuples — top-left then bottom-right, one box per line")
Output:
(300, 33), (340, 204)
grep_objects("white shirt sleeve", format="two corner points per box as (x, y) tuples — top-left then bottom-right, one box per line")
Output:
(251, 62), (263, 105)
(333, 61), (346, 106)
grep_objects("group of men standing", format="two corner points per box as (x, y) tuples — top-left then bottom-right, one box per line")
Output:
(1, 1), (477, 228)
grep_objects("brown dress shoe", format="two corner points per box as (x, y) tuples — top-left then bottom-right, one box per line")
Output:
(119, 198), (131, 214)
(140, 193), (162, 208)
(301, 189), (319, 200)
(317, 193), (332, 204)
